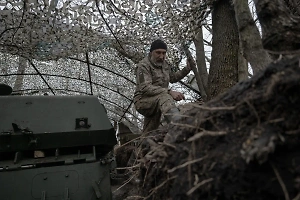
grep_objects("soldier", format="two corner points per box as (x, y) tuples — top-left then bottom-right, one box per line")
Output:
(134, 39), (192, 134)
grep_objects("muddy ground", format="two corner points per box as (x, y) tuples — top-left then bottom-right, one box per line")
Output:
(113, 57), (300, 200)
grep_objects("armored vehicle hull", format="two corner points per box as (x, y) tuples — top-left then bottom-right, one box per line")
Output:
(0, 95), (117, 200)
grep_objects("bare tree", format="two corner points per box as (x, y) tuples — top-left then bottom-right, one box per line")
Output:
(233, 0), (272, 74)
(208, 0), (239, 100)
(193, 28), (208, 97)
(13, 56), (27, 92)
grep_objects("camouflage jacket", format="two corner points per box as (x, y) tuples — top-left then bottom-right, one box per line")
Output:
(134, 55), (190, 102)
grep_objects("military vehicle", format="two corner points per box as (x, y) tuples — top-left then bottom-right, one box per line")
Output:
(0, 84), (117, 200)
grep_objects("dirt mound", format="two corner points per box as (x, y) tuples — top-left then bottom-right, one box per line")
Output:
(126, 57), (300, 200)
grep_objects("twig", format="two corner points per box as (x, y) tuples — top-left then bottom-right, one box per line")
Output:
(107, 0), (147, 25)
(168, 157), (206, 173)
(179, 80), (202, 95)
(268, 118), (284, 123)
(186, 178), (214, 196)
(125, 196), (145, 199)
(28, 59), (55, 95)
(145, 176), (177, 200)
(142, 163), (151, 188)
(171, 122), (198, 129)
(95, 0), (125, 51)
(0, 27), (24, 39)
(115, 135), (158, 150)
(85, 52), (93, 95)
(118, 100), (134, 123)
(188, 153), (192, 188)
(245, 100), (260, 126)
(113, 172), (139, 193)
(208, 162), (217, 171)
(188, 130), (227, 142)
(115, 163), (140, 170)
(159, 142), (176, 149)
(292, 193), (300, 200)
(192, 104), (236, 111)
(68, 56), (135, 84)
(270, 162), (290, 200)
(286, 129), (300, 135)
(11, 1), (26, 41)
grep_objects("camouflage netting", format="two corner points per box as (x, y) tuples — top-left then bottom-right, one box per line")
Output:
(0, 0), (213, 126)
(0, 0), (214, 60)
(117, 57), (300, 200)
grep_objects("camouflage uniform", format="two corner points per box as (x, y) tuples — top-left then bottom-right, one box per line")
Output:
(134, 55), (190, 133)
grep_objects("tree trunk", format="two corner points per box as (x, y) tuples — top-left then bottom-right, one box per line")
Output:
(13, 56), (27, 92)
(233, 0), (272, 74)
(208, 0), (239, 100)
(254, 0), (300, 53)
(193, 28), (208, 96)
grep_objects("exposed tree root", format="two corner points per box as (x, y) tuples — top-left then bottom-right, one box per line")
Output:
(118, 57), (300, 200)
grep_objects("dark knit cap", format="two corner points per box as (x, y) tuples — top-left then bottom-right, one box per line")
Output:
(150, 39), (167, 52)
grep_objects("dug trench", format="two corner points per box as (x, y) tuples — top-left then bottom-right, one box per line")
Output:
(113, 56), (300, 200)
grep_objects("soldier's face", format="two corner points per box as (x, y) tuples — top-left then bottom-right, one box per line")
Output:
(151, 49), (167, 66)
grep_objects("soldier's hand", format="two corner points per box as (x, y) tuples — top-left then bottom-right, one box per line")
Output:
(169, 90), (185, 101)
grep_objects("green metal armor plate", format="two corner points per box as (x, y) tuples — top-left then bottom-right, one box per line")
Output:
(0, 95), (117, 200)
(0, 95), (116, 153)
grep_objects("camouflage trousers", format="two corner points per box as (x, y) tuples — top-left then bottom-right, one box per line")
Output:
(134, 93), (176, 133)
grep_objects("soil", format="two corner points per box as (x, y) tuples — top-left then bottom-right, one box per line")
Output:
(113, 57), (300, 200)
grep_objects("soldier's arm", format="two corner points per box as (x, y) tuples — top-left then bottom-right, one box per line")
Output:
(136, 64), (168, 96)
